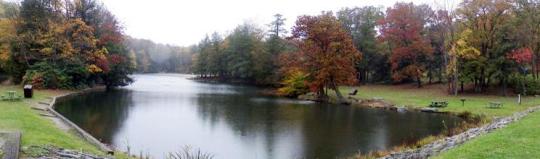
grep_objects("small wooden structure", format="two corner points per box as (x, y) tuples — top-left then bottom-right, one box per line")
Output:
(429, 101), (448, 108)
(488, 102), (503, 109)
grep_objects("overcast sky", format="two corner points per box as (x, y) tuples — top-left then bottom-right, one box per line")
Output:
(100, 0), (458, 46)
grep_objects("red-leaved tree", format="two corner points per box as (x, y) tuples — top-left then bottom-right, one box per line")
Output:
(288, 12), (361, 102)
(508, 48), (533, 65)
(379, 3), (433, 87)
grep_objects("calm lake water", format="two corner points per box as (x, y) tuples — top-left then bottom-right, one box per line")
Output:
(55, 74), (462, 159)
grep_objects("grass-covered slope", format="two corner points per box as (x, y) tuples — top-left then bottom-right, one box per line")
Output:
(0, 85), (100, 154)
(435, 110), (540, 158)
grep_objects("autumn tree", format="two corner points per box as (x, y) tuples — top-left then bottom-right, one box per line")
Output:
(289, 12), (361, 102)
(448, 29), (481, 93)
(379, 3), (433, 87)
(512, 0), (540, 79)
(0, 1), (17, 71)
(507, 47), (533, 95)
(426, 9), (453, 84)
(6, 0), (132, 89)
(456, 0), (513, 92)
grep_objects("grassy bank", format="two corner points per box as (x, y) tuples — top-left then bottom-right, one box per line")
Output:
(342, 84), (540, 118)
(435, 110), (540, 158)
(0, 85), (102, 155)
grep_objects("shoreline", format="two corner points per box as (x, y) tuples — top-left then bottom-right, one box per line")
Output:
(39, 86), (114, 154)
(36, 81), (540, 159)
(327, 94), (539, 158)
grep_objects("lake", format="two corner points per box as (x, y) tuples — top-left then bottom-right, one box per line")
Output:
(55, 74), (463, 159)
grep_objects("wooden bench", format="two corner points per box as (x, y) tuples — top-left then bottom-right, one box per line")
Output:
(488, 102), (503, 109)
(348, 89), (358, 96)
(430, 101), (448, 108)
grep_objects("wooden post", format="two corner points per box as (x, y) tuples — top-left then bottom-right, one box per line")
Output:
(518, 94), (522, 105)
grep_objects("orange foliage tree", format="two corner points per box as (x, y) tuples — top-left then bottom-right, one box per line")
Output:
(288, 12), (361, 102)
(378, 3), (433, 87)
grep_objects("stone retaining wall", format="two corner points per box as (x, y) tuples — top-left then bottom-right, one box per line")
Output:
(381, 106), (540, 159)
(45, 87), (114, 154)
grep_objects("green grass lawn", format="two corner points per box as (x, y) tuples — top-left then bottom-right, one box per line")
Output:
(342, 84), (540, 118)
(0, 85), (101, 154)
(435, 110), (540, 159)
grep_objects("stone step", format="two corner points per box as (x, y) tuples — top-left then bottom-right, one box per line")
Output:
(31, 107), (48, 111)
(38, 101), (51, 105)
(0, 131), (21, 159)
(39, 113), (56, 118)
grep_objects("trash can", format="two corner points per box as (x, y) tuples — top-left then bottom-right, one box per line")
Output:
(23, 85), (32, 98)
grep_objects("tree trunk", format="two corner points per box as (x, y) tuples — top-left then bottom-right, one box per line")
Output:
(330, 80), (347, 104)
(502, 77), (507, 97)
(460, 81), (464, 93)
(522, 75), (527, 96)
(532, 54), (537, 79)
(438, 67), (443, 83)
(453, 72), (458, 96)
(317, 86), (327, 102)
(428, 69), (433, 84)
(416, 76), (422, 88)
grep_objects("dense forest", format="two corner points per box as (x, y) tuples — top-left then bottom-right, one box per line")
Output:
(190, 0), (540, 101)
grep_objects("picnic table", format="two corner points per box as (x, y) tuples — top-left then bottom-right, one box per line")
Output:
(1, 91), (22, 101)
(429, 101), (448, 108)
(488, 102), (503, 109)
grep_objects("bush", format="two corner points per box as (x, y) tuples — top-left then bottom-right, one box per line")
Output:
(508, 74), (540, 95)
(22, 62), (89, 89)
(277, 70), (309, 97)
(167, 146), (213, 159)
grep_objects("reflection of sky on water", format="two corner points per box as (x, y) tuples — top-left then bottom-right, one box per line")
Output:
(55, 74), (462, 159)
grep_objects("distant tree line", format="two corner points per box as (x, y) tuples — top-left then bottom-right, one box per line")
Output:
(192, 14), (293, 85)
(125, 37), (194, 73)
(192, 0), (540, 98)
(0, 0), (133, 89)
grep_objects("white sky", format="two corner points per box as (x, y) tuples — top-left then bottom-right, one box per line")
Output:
(100, 0), (458, 46)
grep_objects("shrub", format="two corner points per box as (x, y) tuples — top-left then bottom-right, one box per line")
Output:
(167, 146), (213, 159)
(22, 62), (89, 89)
(277, 70), (309, 97)
(508, 74), (540, 95)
